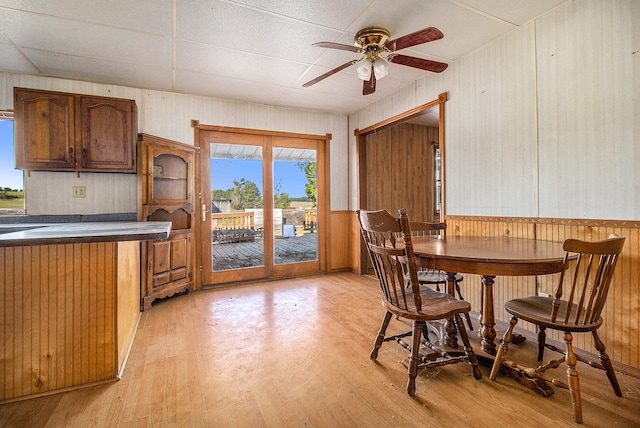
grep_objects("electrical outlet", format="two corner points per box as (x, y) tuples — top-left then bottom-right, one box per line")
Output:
(537, 291), (549, 298)
(72, 186), (86, 198)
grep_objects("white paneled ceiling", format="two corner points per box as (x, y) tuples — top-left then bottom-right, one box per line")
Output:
(0, 0), (570, 114)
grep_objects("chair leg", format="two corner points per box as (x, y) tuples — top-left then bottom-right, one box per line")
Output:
(455, 314), (483, 380)
(370, 311), (393, 361)
(406, 320), (424, 396)
(490, 315), (518, 381)
(565, 332), (583, 424)
(592, 330), (622, 397)
(455, 282), (474, 331)
(422, 321), (439, 343)
(537, 326), (547, 361)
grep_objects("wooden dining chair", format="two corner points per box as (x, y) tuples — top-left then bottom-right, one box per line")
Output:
(408, 221), (473, 331)
(357, 208), (482, 396)
(489, 234), (626, 423)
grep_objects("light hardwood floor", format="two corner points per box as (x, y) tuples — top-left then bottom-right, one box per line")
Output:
(1, 272), (638, 427)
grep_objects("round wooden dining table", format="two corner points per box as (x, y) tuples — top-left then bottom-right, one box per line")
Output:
(410, 235), (568, 355)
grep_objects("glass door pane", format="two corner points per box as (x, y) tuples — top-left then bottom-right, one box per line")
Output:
(273, 147), (317, 265)
(210, 143), (264, 271)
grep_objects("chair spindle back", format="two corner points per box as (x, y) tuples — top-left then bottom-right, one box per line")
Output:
(551, 234), (625, 326)
(357, 208), (422, 313)
(408, 221), (447, 239)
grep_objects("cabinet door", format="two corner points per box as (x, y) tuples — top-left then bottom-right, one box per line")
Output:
(170, 236), (188, 281)
(149, 240), (171, 288)
(80, 96), (136, 171)
(14, 89), (76, 169)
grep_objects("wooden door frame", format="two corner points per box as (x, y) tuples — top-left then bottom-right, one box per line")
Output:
(192, 120), (330, 287)
(354, 92), (448, 274)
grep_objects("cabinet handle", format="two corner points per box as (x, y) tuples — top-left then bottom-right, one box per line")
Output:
(69, 147), (76, 167)
(82, 148), (87, 159)
(201, 204), (208, 222)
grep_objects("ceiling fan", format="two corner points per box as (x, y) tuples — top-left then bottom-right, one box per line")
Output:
(303, 26), (448, 95)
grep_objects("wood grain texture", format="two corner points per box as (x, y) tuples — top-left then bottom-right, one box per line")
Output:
(364, 123), (439, 222)
(328, 211), (351, 271)
(116, 241), (140, 374)
(0, 273), (637, 427)
(446, 216), (640, 371)
(0, 241), (141, 403)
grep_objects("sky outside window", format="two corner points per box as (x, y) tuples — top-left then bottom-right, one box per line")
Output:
(211, 158), (309, 198)
(0, 120), (23, 190)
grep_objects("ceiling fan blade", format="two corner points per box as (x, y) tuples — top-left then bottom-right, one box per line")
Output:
(303, 60), (358, 88)
(385, 27), (444, 51)
(363, 73), (376, 95)
(389, 54), (448, 73)
(313, 41), (361, 53)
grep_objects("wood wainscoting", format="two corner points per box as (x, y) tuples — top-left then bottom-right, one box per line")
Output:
(0, 241), (141, 403)
(328, 210), (352, 272)
(445, 215), (640, 373)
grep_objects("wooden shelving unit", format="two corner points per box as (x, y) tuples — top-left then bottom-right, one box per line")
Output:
(137, 133), (199, 310)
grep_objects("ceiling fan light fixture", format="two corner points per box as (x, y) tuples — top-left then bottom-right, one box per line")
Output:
(356, 60), (372, 80)
(304, 26), (448, 95)
(373, 57), (389, 79)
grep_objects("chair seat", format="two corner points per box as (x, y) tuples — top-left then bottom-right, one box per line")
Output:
(412, 271), (473, 331)
(417, 270), (463, 284)
(504, 296), (603, 332)
(383, 286), (471, 321)
(491, 235), (625, 423)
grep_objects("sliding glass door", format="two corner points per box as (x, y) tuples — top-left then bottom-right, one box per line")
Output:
(273, 146), (318, 265)
(196, 126), (327, 285)
(210, 142), (265, 271)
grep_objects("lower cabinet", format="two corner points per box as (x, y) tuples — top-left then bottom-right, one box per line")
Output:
(142, 229), (193, 311)
(0, 241), (141, 403)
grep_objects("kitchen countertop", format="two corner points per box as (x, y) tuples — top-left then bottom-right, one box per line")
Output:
(0, 221), (172, 247)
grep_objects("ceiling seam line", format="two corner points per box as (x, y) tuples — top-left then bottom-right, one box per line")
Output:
(172, 0), (177, 90)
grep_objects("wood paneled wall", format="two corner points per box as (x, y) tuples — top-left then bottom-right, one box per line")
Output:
(364, 123), (439, 222)
(445, 216), (640, 371)
(116, 241), (140, 374)
(328, 211), (352, 272)
(0, 241), (140, 403)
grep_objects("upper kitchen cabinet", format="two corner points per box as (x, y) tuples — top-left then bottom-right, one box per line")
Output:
(79, 95), (136, 171)
(14, 88), (75, 170)
(14, 87), (137, 173)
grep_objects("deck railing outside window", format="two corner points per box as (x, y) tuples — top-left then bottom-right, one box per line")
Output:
(211, 211), (255, 230)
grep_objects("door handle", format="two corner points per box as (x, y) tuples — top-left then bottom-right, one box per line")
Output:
(201, 203), (208, 222)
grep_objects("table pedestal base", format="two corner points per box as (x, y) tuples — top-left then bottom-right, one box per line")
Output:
(476, 354), (555, 396)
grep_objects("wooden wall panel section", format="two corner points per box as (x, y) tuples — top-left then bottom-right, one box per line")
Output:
(116, 241), (141, 373)
(0, 242), (119, 403)
(349, 210), (363, 272)
(328, 211), (351, 272)
(365, 124), (439, 222)
(446, 216), (640, 370)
